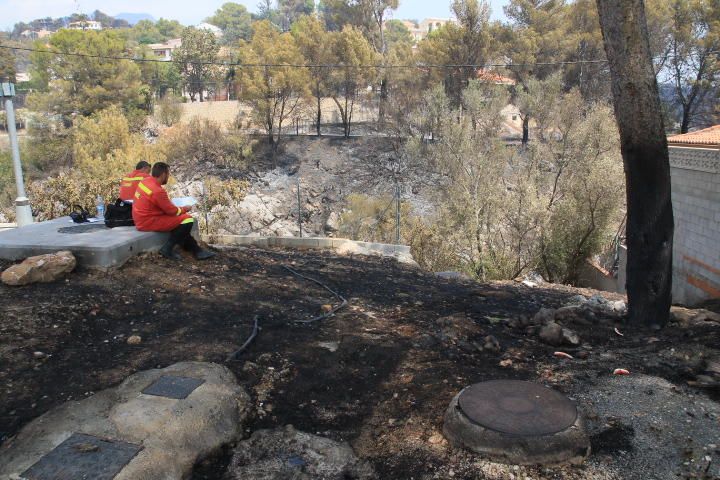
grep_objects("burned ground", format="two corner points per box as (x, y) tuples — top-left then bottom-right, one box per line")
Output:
(1, 248), (718, 479)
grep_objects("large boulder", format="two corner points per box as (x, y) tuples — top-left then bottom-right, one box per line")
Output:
(0, 362), (250, 480)
(1, 251), (76, 286)
(227, 425), (375, 479)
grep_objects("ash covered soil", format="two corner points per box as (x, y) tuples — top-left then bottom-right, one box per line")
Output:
(1, 248), (719, 480)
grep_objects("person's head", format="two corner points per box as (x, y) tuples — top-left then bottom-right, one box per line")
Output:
(151, 162), (171, 185)
(135, 161), (151, 174)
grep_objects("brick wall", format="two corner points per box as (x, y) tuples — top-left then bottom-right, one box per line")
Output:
(669, 146), (720, 305)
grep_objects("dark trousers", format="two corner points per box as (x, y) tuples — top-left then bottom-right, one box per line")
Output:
(169, 223), (200, 253)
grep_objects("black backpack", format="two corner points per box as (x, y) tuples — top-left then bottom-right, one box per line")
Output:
(105, 199), (134, 228)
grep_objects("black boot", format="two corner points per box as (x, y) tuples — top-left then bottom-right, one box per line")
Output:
(194, 249), (216, 260)
(159, 239), (181, 260)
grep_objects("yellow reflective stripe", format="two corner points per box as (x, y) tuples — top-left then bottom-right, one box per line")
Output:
(137, 182), (152, 196)
(121, 182), (133, 187)
(181, 218), (194, 225)
(176, 207), (183, 216)
(123, 176), (145, 181)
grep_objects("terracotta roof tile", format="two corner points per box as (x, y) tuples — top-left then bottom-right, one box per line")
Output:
(667, 125), (720, 146)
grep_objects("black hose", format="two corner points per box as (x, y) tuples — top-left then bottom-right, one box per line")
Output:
(226, 314), (260, 361)
(283, 265), (349, 324)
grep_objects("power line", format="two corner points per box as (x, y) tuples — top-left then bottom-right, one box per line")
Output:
(0, 42), (611, 69)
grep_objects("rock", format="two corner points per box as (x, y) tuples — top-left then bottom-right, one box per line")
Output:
(561, 327), (581, 346)
(428, 433), (446, 445)
(226, 425), (375, 479)
(324, 212), (340, 232)
(483, 335), (501, 352)
(567, 295), (588, 306)
(554, 306), (586, 324)
(321, 304), (334, 314)
(670, 306), (720, 324)
(436, 271), (471, 281)
(532, 308), (556, 326)
(0, 362), (250, 480)
(539, 322), (564, 346)
(499, 359), (513, 368)
(611, 301), (627, 313)
(127, 335), (142, 345)
(318, 341), (339, 352)
(1, 251), (76, 286)
(32, 351), (46, 359)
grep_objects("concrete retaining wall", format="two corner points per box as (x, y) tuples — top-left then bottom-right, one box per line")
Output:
(204, 235), (415, 264)
(669, 146), (720, 305)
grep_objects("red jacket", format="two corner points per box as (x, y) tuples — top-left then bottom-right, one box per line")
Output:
(132, 176), (192, 232)
(119, 170), (150, 201)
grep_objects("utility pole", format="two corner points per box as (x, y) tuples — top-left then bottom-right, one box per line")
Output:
(0, 80), (33, 227)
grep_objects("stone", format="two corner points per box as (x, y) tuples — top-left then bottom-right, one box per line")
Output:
(436, 271), (471, 281)
(0, 362), (250, 480)
(566, 295), (587, 306)
(539, 322), (564, 346)
(553, 306), (586, 324)
(226, 425), (375, 479)
(324, 212), (340, 233)
(483, 335), (501, 352)
(1, 251), (76, 286)
(561, 327), (581, 346)
(126, 335), (142, 345)
(532, 308), (556, 326)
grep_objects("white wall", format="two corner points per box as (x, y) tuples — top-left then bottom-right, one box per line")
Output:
(669, 146), (720, 305)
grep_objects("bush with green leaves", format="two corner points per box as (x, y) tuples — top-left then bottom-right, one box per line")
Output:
(155, 95), (184, 127)
(161, 117), (254, 171)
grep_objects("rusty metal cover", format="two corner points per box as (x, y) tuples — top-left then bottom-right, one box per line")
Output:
(22, 433), (141, 480)
(457, 380), (578, 437)
(141, 375), (205, 400)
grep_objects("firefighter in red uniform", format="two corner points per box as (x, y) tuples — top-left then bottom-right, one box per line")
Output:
(133, 162), (215, 260)
(119, 161), (151, 201)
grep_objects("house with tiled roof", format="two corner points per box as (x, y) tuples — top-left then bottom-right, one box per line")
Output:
(666, 125), (720, 304)
(581, 125), (719, 305)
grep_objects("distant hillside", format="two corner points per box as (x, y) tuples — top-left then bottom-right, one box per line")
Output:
(115, 13), (155, 25)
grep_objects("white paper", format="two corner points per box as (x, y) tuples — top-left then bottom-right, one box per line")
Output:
(172, 197), (198, 207)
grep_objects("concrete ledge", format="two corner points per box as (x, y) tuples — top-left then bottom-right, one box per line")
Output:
(205, 234), (414, 263)
(0, 217), (170, 269)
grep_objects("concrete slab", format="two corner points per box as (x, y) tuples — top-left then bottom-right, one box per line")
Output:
(0, 362), (251, 480)
(0, 217), (169, 268)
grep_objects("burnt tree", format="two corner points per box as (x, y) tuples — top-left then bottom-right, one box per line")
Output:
(596, 0), (674, 327)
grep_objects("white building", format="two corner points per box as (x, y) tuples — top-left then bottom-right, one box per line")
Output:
(666, 125), (720, 305)
(580, 125), (720, 306)
(68, 20), (103, 31)
(147, 38), (182, 61)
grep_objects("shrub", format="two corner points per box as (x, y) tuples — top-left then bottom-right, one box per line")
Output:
(155, 95), (184, 127)
(160, 117), (254, 171)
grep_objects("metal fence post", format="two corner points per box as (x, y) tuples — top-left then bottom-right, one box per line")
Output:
(297, 177), (303, 238)
(1, 80), (33, 227)
(395, 183), (401, 245)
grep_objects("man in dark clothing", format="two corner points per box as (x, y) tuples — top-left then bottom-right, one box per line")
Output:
(133, 162), (215, 261)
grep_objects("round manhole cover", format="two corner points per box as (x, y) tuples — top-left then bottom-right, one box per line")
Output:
(457, 380), (577, 437)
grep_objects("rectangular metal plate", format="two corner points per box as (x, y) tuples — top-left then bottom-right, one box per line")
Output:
(21, 433), (142, 480)
(141, 375), (205, 399)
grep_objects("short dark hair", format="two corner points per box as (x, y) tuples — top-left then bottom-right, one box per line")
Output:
(136, 161), (151, 170)
(151, 162), (170, 178)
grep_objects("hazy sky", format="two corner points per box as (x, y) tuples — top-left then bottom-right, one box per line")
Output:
(0, 0), (509, 30)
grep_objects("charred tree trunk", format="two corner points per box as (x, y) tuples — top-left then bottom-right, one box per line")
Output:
(596, 0), (674, 328)
(522, 116), (530, 146)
